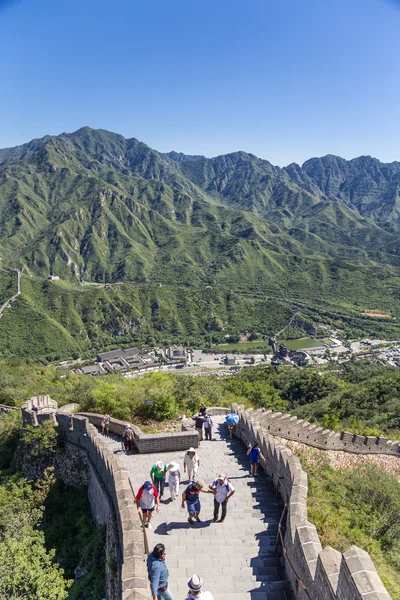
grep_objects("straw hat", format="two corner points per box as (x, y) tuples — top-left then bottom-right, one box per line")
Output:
(167, 461), (179, 472)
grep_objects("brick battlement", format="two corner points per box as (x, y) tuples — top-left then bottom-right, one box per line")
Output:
(258, 409), (400, 456)
(233, 404), (392, 600)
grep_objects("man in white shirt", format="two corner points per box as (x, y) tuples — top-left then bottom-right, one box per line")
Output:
(209, 474), (235, 523)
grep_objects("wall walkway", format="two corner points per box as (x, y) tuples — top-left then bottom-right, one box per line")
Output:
(15, 397), (395, 600)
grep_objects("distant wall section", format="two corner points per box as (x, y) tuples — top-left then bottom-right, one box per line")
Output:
(259, 409), (400, 456)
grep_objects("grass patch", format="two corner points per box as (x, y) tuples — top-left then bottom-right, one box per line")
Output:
(212, 340), (273, 352)
(298, 452), (400, 599)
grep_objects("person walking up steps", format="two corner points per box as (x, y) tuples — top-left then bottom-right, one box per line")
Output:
(184, 448), (200, 482)
(147, 543), (173, 600)
(136, 480), (160, 529)
(209, 474), (235, 523)
(247, 441), (265, 476)
(193, 412), (205, 441)
(203, 415), (213, 440)
(101, 413), (110, 435)
(166, 462), (181, 501)
(181, 480), (211, 526)
(151, 461), (167, 499)
(123, 424), (134, 451)
(185, 574), (214, 600)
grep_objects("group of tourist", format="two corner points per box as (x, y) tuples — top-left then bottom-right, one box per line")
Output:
(100, 403), (267, 600)
(135, 447), (235, 528)
(192, 403), (213, 441)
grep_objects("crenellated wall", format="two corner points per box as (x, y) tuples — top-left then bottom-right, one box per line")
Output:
(21, 397), (149, 600)
(0, 403), (19, 413)
(259, 410), (400, 456)
(233, 404), (392, 600)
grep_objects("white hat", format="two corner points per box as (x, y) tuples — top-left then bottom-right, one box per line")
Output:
(156, 461), (164, 470)
(217, 474), (226, 481)
(167, 461), (179, 472)
(187, 447), (195, 453)
(187, 574), (203, 591)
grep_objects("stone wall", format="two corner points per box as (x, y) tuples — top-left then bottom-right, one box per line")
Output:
(77, 412), (199, 453)
(0, 403), (19, 413)
(259, 409), (400, 456)
(233, 404), (392, 600)
(21, 397), (148, 600)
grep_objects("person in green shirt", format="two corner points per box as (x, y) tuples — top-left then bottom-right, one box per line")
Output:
(150, 461), (167, 498)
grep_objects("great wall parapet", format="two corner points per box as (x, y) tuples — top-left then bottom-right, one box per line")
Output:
(258, 409), (400, 455)
(232, 404), (392, 600)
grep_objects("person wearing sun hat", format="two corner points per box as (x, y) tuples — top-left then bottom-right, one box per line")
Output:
(209, 474), (235, 523)
(166, 461), (181, 501)
(185, 574), (214, 600)
(150, 460), (167, 498)
(181, 480), (211, 526)
(136, 480), (160, 529)
(183, 447), (200, 481)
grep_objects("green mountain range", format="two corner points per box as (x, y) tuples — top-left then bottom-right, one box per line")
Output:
(1, 127), (400, 359)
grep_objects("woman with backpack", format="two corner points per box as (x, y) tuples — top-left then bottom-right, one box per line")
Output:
(247, 441), (265, 476)
(123, 424), (134, 451)
(101, 413), (111, 435)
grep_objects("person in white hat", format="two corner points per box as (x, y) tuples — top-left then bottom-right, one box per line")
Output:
(185, 574), (214, 600)
(209, 474), (235, 523)
(183, 448), (200, 482)
(166, 461), (181, 501)
(150, 460), (167, 499)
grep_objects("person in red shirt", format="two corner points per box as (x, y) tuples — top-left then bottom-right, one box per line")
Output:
(136, 481), (160, 529)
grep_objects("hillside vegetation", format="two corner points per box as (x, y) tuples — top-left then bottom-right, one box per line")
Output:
(1, 128), (400, 357)
(2, 361), (400, 596)
(0, 413), (105, 600)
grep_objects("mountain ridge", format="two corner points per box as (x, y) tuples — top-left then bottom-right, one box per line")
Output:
(1, 126), (400, 293)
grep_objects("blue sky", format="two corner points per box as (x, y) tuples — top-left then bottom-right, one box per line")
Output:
(1, 0), (399, 165)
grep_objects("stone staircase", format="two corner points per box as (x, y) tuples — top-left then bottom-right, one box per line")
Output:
(105, 416), (294, 600)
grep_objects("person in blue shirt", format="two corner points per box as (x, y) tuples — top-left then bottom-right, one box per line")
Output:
(247, 441), (265, 476)
(147, 543), (173, 600)
(181, 480), (211, 526)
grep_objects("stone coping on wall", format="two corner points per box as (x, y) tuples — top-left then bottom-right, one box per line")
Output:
(259, 409), (400, 456)
(0, 403), (19, 413)
(77, 412), (199, 453)
(232, 404), (392, 600)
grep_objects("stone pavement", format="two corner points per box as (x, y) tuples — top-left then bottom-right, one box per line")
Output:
(105, 416), (293, 600)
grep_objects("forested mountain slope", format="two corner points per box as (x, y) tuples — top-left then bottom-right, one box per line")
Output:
(1, 127), (400, 360)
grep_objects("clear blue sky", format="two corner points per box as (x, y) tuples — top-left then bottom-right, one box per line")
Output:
(1, 0), (399, 165)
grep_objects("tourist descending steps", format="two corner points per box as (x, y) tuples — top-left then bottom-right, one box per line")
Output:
(247, 441), (265, 476)
(136, 480), (160, 529)
(209, 474), (235, 523)
(151, 460), (167, 499)
(147, 543), (173, 600)
(181, 480), (211, 526)
(185, 574), (214, 600)
(166, 462), (181, 501)
(183, 448), (200, 482)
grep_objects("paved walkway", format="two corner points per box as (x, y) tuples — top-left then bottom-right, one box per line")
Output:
(106, 416), (293, 600)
